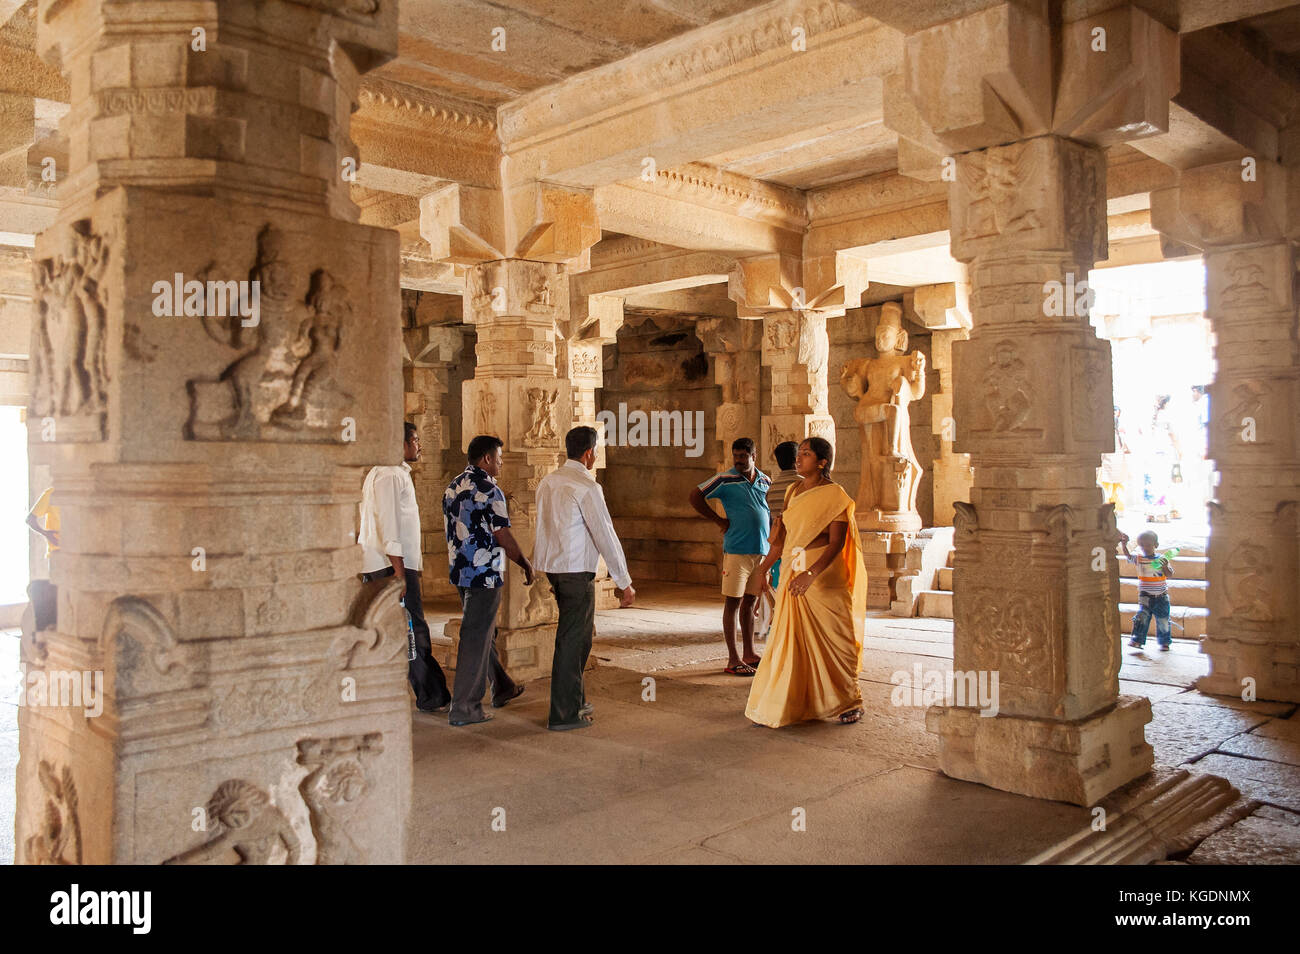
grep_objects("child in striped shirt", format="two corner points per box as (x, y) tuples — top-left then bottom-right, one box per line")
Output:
(1119, 530), (1175, 651)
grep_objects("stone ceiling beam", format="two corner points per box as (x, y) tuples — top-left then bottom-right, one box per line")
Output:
(498, 5), (901, 192)
(570, 237), (738, 331)
(1131, 28), (1300, 169)
(847, 0), (1300, 35)
(353, 80), (500, 191)
(593, 165), (805, 258)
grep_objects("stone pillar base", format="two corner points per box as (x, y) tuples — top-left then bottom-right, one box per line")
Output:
(1198, 637), (1300, 703)
(595, 577), (619, 610)
(927, 695), (1154, 806)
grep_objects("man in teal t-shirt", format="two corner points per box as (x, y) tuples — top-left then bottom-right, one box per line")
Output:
(689, 437), (771, 676)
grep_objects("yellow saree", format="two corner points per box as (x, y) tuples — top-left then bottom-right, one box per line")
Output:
(745, 482), (867, 727)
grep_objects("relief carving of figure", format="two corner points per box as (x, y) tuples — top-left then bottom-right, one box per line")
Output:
(983, 340), (1033, 432)
(962, 143), (1043, 240)
(164, 779), (301, 865)
(524, 268), (553, 314)
(839, 302), (926, 531)
(188, 226), (353, 441)
(298, 734), (381, 865)
(475, 390), (498, 435)
(24, 761), (82, 865)
(522, 388), (558, 447)
(1224, 543), (1274, 622)
(32, 220), (111, 429)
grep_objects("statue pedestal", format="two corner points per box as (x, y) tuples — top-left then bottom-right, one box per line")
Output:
(858, 508), (923, 533)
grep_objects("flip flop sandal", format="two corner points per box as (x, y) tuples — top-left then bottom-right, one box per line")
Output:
(724, 663), (757, 676)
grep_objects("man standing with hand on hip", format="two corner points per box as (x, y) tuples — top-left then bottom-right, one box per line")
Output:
(533, 426), (635, 731)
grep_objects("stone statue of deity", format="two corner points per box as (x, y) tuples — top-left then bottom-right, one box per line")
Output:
(840, 302), (927, 532)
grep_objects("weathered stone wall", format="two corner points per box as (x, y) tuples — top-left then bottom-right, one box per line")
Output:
(601, 313), (722, 584)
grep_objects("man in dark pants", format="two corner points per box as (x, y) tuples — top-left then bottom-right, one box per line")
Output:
(443, 435), (531, 726)
(359, 422), (450, 711)
(533, 426), (635, 731)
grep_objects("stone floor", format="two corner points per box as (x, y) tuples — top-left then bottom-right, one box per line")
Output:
(2, 581), (1297, 863)
(410, 582), (1300, 864)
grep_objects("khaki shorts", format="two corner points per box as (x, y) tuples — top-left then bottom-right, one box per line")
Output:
(721, 552), (763, 598)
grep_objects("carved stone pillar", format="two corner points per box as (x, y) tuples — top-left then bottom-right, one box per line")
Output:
(929, 326), (974, 527)
(1151, 161), (1300, 703)
(760, 310), (835, 462)
(18, 0), (408, 864)
(696, 316), (761, 472)
(450, 258), (569, 681)
(561, 305), (622, 609)
(934, 134), (1153, 805)
(403, 308), (471, 600)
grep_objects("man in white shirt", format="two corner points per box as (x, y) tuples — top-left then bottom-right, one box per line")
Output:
(533, 426), (635, 731)
(359, 421), (450, 712)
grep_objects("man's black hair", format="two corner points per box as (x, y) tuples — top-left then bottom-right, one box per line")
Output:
(565, 425), (599, 460)
(732, 437), (755, 456)
(404, 421), (418, 442)
(467, 434), (504, 464)
(773, 440), (798, 471)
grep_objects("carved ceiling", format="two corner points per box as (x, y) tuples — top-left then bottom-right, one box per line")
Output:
(376, 0), (776, 108)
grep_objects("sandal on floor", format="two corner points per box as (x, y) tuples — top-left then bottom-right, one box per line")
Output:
(724, 663), (757, 676)
(837, 708), (864, 724)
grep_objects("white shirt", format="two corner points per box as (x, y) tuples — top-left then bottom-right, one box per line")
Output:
(359, 462), (422, 574)
(533, 460), (632, 589)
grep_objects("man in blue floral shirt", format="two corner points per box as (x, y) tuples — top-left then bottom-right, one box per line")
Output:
(442, 434), (533, 726)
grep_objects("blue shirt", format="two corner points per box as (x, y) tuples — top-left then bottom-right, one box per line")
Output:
(443, 465), (511, 588)
(699, 467), (771, 555)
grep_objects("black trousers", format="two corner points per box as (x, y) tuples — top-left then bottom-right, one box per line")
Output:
(451, 585), (519, 721)
(364, 566), (450, 710)
(404, 569), (453, 709)
(547, 571), (595, 726)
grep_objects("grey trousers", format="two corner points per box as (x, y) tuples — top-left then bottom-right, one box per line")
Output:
(547, 571), (595, 726)
(451, 585), (518, 721)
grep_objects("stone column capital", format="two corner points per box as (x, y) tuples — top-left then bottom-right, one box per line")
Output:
(885, 3), (1178, 176)
(950, 135), (1107, 266)
(1149, 159), (1295, 249)
(420, 181), (599, 267)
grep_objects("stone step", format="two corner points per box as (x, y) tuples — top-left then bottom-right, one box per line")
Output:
(916, 589), (953, 619)
(1117, 554), (1207, 581)
(1118, 602), (1208, 639)
(1119, 578), (1206, 608)
(937, 566), (953, 591)
(945, 548), (955, 568)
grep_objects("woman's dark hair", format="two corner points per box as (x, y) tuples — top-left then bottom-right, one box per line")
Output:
(803, 436), (834, 478)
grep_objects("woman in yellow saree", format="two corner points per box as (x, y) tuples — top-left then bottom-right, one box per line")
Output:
(743, 437), (867, 727)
